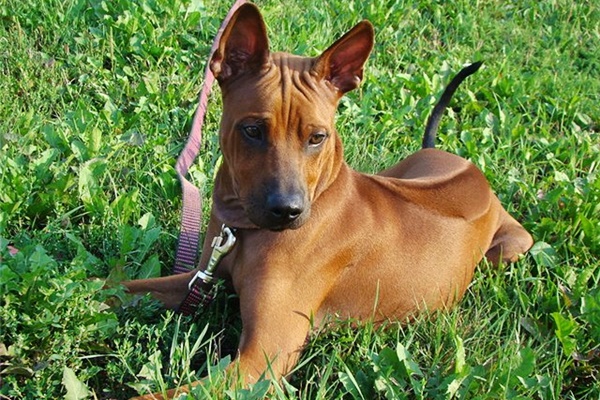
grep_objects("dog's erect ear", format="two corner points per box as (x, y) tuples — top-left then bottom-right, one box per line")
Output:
(210, 3), (270, 83)
(313, 21), (374, 94)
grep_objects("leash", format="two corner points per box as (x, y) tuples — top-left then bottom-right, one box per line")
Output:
(177, 225), (236, 315)
(173, 0), (246, 315)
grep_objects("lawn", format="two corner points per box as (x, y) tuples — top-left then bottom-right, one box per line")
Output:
(1, 0), (598, 398)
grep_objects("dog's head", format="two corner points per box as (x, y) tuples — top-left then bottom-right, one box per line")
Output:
(210, 3), (373, 230)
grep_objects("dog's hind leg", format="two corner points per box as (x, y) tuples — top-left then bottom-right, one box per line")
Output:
(485, 207), (533, 265)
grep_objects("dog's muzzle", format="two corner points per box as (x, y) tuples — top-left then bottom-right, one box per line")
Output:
(248, 191), (309, 231)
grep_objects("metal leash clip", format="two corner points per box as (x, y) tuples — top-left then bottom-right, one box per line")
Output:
(188, 225), (236, 290)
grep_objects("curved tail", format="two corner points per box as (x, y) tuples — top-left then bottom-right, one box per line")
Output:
(421, 61), (483, 149)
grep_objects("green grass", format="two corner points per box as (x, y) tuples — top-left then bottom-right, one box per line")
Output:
(1, 0), (599, 398)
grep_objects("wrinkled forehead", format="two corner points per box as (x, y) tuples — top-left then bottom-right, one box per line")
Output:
(220, 52), (340, 120)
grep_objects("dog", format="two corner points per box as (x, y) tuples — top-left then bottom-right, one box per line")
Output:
(124, 3), (533, 398)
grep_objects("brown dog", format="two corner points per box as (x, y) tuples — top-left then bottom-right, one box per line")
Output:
(124, 3), (533, 398)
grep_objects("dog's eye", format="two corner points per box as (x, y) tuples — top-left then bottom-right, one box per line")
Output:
(241, 124), (262, 141)
(308, 132), (328, 146)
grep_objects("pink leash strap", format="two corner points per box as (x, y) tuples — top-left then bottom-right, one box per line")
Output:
(173, 0), (246, 278)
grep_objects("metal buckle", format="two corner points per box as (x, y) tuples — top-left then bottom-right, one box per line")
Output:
(188, 225), (236, 290)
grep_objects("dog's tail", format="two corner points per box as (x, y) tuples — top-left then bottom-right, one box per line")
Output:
(421, 61), (483, 149)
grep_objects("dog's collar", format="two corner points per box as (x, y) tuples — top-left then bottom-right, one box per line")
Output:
(177, 225), (237, 315)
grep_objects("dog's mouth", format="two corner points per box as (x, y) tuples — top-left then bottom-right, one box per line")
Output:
(245, 201), (311, 231)
(248, 209), (310, 231)
(263, 210), (310, 231)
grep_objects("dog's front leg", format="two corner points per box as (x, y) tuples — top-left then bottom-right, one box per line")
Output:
(121, 271), (196, 310)
(229, 285), (318, 385)
(121, 216), (228, 310)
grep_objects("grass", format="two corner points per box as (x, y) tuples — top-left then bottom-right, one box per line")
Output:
(1, 0), (598, 398)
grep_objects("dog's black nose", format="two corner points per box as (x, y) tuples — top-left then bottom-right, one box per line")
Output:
(266, 193), (305, 224)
